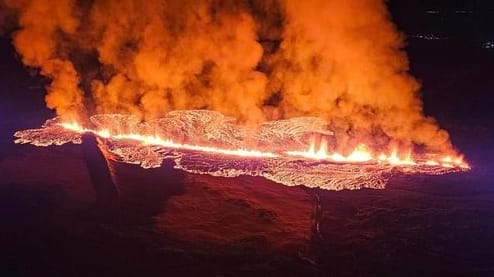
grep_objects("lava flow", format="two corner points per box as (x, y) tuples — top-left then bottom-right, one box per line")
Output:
(286, 139), (469, 169)
(14, 112), (469, 191)
(54, 118), (469, 169)
(59, 121), (280, 159)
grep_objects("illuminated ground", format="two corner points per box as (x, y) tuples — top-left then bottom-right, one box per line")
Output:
(1, 37), (494, 277)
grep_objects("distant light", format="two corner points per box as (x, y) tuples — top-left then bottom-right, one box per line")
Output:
(425, 10), (440, 14)
(482, 41), (494, 49)
(411, 34), (448, 40)
(455, 10), (473, 14)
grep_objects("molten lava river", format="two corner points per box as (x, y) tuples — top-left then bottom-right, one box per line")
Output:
(14, 111), (469, 190)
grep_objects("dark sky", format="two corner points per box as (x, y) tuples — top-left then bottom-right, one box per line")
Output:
(389, 0), (494, 44)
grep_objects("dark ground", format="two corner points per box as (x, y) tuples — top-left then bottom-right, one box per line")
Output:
(1, 16), (494, 277)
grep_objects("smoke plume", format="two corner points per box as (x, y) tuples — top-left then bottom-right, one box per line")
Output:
(3, 0), (85, 120)
(269, 0), (452, 153)
(2, 0), (454, 153)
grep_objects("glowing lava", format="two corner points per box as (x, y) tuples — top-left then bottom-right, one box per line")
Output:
(14, 112), (470, 190)
(286, 141), (374, 163)
(59, 122), (470, 169)
(60, 122), (279, 159)
(58, 119), (469, 170)
(285, 139), (468, 169)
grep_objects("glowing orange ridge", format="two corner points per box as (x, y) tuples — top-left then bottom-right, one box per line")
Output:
(59, 122), (469, 169)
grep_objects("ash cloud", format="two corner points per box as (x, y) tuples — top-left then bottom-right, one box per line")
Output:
(1, 0), (455, 154)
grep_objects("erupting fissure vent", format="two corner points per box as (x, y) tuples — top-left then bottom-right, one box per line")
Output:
(14, 111), (469, 191)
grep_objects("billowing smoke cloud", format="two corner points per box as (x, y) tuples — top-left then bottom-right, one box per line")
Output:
(268, 0), (452, 153)
(1, 0), (454, 153)
(3, 0), (85, 120)
(88, 0), (269, 123)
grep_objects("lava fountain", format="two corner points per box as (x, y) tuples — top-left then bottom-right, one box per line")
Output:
(14, 111), (469, 191)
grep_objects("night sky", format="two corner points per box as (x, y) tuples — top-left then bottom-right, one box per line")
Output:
(390, 0), (494, 45)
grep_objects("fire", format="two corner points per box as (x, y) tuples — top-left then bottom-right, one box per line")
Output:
(60, 122), (279, 159)
(13, 113), (471, 191)
(285, 141), (373, 163)
(286, 138), (469, 169)
(58, 120), (469, 170)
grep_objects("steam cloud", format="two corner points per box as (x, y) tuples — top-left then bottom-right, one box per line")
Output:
(1, 0), (454, 154)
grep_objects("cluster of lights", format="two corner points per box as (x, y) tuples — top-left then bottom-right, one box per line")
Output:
(411, 34), (448, 41)
(482, 41), (494, 49)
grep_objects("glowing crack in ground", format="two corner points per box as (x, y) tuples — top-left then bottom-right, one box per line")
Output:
(14, 111), (469, 190)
